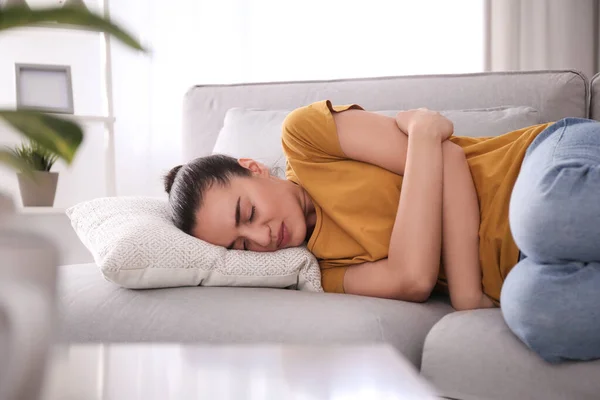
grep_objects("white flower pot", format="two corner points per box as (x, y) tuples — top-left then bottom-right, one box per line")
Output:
(17, 171), (59, 207)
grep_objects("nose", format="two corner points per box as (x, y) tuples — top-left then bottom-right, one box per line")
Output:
(241, 224), (274, 251)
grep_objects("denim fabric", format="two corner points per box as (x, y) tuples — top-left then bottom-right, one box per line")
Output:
(501, 118), (600, 363)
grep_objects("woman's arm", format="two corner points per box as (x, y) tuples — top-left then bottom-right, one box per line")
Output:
(334, 109), (491, 306)
(332, 110), (409, 174)
(388, 125), (444, 299)
(335, 109), (449, 301)
(441, 142), (495, 310)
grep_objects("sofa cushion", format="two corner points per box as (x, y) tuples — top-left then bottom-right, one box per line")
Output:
(421, 310), (600, 400)
(57, 264), (454, 369)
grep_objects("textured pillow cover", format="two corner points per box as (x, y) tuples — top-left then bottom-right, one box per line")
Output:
(213, 106), (541, 174)
(67, 197), (323, 292)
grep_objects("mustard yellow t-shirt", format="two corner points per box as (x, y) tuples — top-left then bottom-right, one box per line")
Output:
(282, 100), (552, 303)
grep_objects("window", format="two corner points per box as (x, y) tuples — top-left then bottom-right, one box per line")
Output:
(193, 0), (485, 83)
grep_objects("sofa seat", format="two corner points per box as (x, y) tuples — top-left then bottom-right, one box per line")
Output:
(421, 310), (600, 400)
(58, 264), (454, 368)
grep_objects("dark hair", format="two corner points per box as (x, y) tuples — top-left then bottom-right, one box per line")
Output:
(164, 154), (251, 234)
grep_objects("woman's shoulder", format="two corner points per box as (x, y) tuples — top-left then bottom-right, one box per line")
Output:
(284, 100), (363, 131)
(282, 101), (363, 149)
(282, 101), (331, 136)
(281, 101), (335, 161)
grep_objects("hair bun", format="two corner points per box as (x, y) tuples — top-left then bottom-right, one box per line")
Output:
(164, 165), (183, 194)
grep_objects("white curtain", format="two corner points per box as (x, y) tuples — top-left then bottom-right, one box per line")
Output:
(486, 0), (598, 78)
(109, 0), (486, 198)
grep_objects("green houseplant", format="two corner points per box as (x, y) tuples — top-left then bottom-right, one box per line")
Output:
(10, 140), (59, 206)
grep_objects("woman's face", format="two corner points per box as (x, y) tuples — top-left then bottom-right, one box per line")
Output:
(192, 159), (309, 252)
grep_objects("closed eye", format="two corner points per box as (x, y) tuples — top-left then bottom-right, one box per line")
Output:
(242, 206), (256, 251)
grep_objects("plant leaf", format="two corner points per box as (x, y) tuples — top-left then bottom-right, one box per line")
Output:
(0, 6), (146, 51)
(0, 110), (83, 164)
(0, 148), (34, 177)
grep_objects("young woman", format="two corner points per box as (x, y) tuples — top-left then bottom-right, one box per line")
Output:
(164, 100), (600, 363)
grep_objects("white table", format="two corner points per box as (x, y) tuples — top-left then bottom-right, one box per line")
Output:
(41, 344), (439, 400)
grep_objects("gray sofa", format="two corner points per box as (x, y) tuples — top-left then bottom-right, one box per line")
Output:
(59, 70), (600, 400)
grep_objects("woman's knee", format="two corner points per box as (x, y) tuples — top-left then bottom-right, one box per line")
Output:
(510, 162), (600, 262)
(501, 261), (558, 361)
(501, 259), (600, 362)
(509, 171), (562, 261)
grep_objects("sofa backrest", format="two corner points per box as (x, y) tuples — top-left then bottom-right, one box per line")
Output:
(590, 73), (600, 120)
(183, 70), (588, 160)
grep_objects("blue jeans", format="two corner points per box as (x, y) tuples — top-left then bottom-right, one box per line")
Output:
(501, 118), (600, 363)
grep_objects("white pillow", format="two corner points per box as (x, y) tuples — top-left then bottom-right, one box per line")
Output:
(213, 106), (540, 173)
(66, 197), (323, 292)
(377, 106), (541, 137)
(214, 108), (290, 178)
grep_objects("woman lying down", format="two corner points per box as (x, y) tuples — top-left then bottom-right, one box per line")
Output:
(164, 100), (600, 364)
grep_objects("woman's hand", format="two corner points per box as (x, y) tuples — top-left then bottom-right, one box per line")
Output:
(396, 108), (454, 141)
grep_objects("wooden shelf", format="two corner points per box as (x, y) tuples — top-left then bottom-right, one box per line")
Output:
(48, 114), (115, 124)
(18, 207), (67, 215)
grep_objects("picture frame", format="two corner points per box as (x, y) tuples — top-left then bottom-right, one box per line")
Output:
(15, 64), (74, 114)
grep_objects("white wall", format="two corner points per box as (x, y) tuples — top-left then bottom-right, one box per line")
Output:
(108, 0), (155, 197)
(0, 29), (104, 114)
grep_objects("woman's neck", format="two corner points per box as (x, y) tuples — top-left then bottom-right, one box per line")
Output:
(302, 189), (317, 242)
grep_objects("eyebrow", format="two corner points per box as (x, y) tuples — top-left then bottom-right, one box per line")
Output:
(227, 196), (242, 250)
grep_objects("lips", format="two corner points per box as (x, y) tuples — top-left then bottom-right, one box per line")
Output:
(277, 222), (289, 249)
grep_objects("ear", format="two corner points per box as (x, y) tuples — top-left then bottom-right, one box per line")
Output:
(238, 158), (270, 177)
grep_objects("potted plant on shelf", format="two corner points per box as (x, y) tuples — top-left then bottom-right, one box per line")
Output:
(10, 140), (59, 207)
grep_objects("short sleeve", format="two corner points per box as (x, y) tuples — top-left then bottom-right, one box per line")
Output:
(281, 100), (363, 163)
(320, 264), (349, 294)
